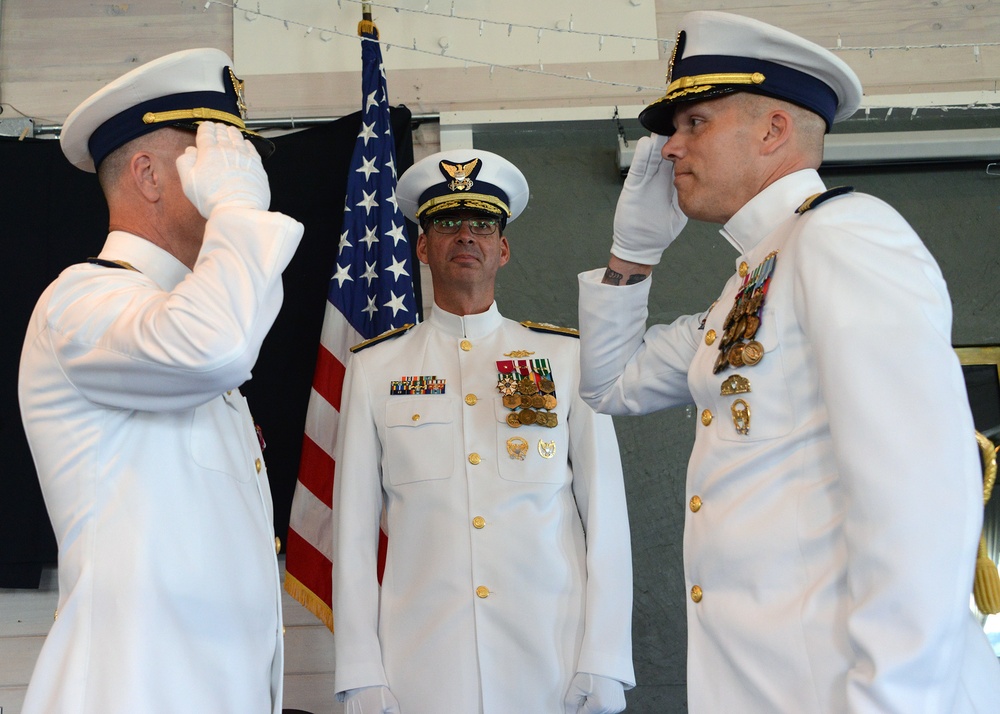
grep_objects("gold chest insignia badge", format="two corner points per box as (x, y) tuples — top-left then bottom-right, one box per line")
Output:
(507, 437), (529, 461)
(720, 374), (751, 396)
(731, 398), (751, 435)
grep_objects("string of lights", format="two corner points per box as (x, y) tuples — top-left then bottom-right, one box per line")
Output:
(214, 0), (1000, 54)
(333, 0), (669, 45)
(208, 0), (666, 91)
(3, 1), (997, 132)
(206, 0), (1000, 93)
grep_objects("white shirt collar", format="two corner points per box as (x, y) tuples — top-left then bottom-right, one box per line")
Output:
(428, 301), (504, 339)
(98, 231), (191, 291)
(719, 168), (827, 258)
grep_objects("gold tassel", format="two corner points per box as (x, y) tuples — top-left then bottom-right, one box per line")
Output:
(974, 534), (1000, 614)
(973, 432), (1000, 614)
(358, 19), (378, 38)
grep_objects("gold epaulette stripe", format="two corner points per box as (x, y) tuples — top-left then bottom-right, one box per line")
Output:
(521, 320), (580, 338)
(350, 323), (416, 353)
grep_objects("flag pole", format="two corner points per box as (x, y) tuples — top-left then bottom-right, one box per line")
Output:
(283, 0), (417, 632)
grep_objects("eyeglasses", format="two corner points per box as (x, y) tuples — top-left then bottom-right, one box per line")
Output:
(429, 216), (500, 236)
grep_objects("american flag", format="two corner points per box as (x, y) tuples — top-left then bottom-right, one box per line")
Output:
(283, 23), (416, 630)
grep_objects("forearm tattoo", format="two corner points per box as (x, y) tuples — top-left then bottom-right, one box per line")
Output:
(602, 267), (648, 286)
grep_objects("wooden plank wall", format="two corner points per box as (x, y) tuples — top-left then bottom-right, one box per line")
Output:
(1, 1), (997, 126)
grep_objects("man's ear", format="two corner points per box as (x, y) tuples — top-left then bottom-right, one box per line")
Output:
(761, 109), (793, 156)
(129, 151), (162, 202)
(498, 235), (511, 267)
(415, 232), (430, 265)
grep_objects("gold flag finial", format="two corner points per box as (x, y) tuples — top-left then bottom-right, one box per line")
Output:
(359, 2), (378, 38)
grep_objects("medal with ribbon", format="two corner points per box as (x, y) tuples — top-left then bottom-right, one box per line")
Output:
(714, 250), (777, 375)
(496, 355), (559, 428)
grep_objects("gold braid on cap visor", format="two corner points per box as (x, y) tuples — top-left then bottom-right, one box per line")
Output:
(143, 107), (247, 129)
(665, 71), (766, 101)
(418, 193), (511, 218)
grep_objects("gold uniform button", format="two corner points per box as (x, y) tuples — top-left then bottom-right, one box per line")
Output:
(691, 585), (703, 603)
(472, 516), (486, 529)
(476, 586), (490, 598)
(701, 409), (713, 426)
(255, 458), (262, 473)
(411, 414), (420, 422)
(738, 261), (749, 277)
(275, 536), (282, 554)
(705, 329), (716, 346)
(689, 495), (702, 512)
(469, 453), (481, 465)
(465, 394), (478, 406)
(460, 339), (472, 351)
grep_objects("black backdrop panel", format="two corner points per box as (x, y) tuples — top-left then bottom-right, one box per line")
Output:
(0, 106), (415, 587)
(1, 135), (107, 588)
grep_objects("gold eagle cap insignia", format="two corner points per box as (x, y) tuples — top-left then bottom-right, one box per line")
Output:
(440, 158), (479, 192)
(666, 30), (685, 86)
(228, 68), (248, 119)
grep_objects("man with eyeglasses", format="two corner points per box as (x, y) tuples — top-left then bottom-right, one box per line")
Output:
(331, 149), (635, 714)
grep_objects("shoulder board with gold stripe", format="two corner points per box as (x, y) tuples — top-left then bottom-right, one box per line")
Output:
(87, 257), (141, 272)
(350, 324), (416, 353)
(795, 186), (855, 214)
(520, 320), (580, 338)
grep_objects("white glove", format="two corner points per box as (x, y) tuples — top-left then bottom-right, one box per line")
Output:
(175, 121), (271, 218)
(611, 133), (687, 265)
(564, 672), (626, 714)
(344, 685), (401, 714)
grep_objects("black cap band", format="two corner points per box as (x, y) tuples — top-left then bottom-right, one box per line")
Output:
(640, 54), (839, 135)
(87, 67), (273, 168)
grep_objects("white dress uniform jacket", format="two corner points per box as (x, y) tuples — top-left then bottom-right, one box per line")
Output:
(578, 169), (1000, 713)
(333, 303), (634, 714)
(19, 207), (303, 714)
